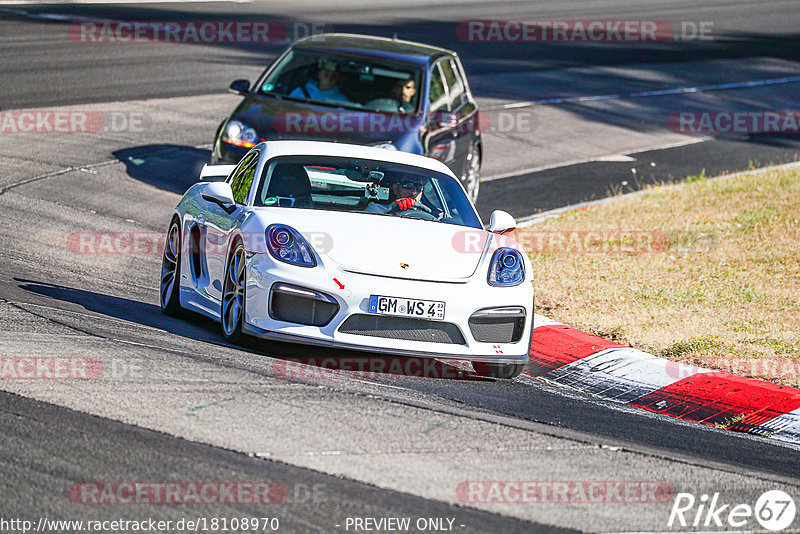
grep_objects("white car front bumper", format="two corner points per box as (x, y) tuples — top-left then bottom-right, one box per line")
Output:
(243, 252), (533, 365)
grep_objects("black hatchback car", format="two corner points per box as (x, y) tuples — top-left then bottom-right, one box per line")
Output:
(211, 33), (483, 201)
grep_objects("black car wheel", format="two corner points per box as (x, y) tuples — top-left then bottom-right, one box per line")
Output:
(221, 240), (246, 344)
(160, 219), (184, 317)
(464, 146), (481, 203)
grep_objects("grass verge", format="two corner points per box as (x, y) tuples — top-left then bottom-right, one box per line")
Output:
(518, 164), (800, 387)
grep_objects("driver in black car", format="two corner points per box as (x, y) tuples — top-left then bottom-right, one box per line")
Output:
(365, 176), (425, 214)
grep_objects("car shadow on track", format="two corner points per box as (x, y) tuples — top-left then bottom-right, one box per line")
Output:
(16, 277), (226, 345)
(113, 145), (212, 195)
(15, 278), (491, 382)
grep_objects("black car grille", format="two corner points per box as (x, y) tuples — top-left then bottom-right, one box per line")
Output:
(339, 314), (466, 344)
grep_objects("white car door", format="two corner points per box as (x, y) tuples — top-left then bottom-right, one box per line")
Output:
(204, 150), (259, 306)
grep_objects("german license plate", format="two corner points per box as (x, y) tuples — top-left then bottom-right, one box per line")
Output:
(369, 295), (445, 321)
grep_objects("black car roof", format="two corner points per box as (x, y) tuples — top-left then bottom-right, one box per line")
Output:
(291, 33), (454, 66)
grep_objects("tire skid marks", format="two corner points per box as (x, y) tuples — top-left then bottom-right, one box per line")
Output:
(545, 348), (711, 404)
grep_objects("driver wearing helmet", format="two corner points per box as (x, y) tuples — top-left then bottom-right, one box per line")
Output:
(365, 175), (425, 214)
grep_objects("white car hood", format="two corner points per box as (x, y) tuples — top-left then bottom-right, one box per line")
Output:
(267, 209), (488, 282)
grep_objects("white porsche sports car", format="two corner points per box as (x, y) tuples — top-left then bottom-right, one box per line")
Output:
(160, 141), (533, 378)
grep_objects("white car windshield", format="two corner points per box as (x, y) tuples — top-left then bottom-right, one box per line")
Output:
(254, 156), (482, 229)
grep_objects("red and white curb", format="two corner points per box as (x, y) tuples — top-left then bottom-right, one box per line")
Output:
(527, 314), (800, 445)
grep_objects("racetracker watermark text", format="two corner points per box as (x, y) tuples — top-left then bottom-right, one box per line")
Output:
(273, 110), (535, 135)
(0, 357), (103, 379)
(665, 358), (800, 382)
(66, 231), (332, 256)
(457, 481), (674, 504)
(457, 20), (713, 42)
(668, 111), (800, 135)
(66, 228), (714, 256)
(272, 357), (476, 380)
(69, 482), (287, 504)
(453, 229), (671, 255)
(68, 20), (328, 44)
(0, 110), (149, 134)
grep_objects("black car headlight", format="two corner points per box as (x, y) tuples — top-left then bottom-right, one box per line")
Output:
(223, 120), (258, 149)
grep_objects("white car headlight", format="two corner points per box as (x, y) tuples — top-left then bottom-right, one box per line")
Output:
(488, 248), (525, 287)
(266, 224), (317, 268)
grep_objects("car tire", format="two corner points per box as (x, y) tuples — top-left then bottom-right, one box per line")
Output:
(473, 362), (524, 379)
(221, 239), (246, 344)
(210, 120), (225, 164)
(463, 145), (481, 203)
(160, 218), (184, 317)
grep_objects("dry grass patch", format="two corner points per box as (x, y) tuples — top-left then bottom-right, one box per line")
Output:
(519, 165), (800, 386)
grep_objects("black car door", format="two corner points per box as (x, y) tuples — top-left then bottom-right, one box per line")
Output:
(424, 62), (460, 174)
(440, 57), (478, 183)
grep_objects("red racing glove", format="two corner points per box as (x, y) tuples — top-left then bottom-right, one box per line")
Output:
(395, 198), (416, 211)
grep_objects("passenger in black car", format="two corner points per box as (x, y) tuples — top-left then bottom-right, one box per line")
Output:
(390, 78), (417, 113)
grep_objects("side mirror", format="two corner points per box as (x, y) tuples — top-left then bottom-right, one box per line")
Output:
(201, 182), (236, 213)
(228, 79), (250, 96)
(487, 210), (516, 234)
(432, 111), (458, 130)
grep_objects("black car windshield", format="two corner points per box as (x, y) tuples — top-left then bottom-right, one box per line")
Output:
(254, 155), (482, 229)
(258, 50), (423, 114)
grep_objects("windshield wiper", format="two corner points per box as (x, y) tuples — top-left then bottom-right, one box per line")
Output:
(264, 93), (366, 112)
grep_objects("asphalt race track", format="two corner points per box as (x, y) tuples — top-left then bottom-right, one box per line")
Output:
(1, 1), (800, 532)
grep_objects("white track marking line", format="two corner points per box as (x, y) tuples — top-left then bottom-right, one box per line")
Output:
(479, 74), (800, 183)
(483, 75), (800, 112)
(482, 137), (706, 183)
(480, 75), (800, 182)
(533, 314), (563, 328)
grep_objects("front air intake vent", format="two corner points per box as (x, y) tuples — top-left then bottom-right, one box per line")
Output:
(269, 283), (339, 327)
(468, 307), (526, 343)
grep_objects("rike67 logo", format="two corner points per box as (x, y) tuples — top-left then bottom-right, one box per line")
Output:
(669, 490), (796, 531)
